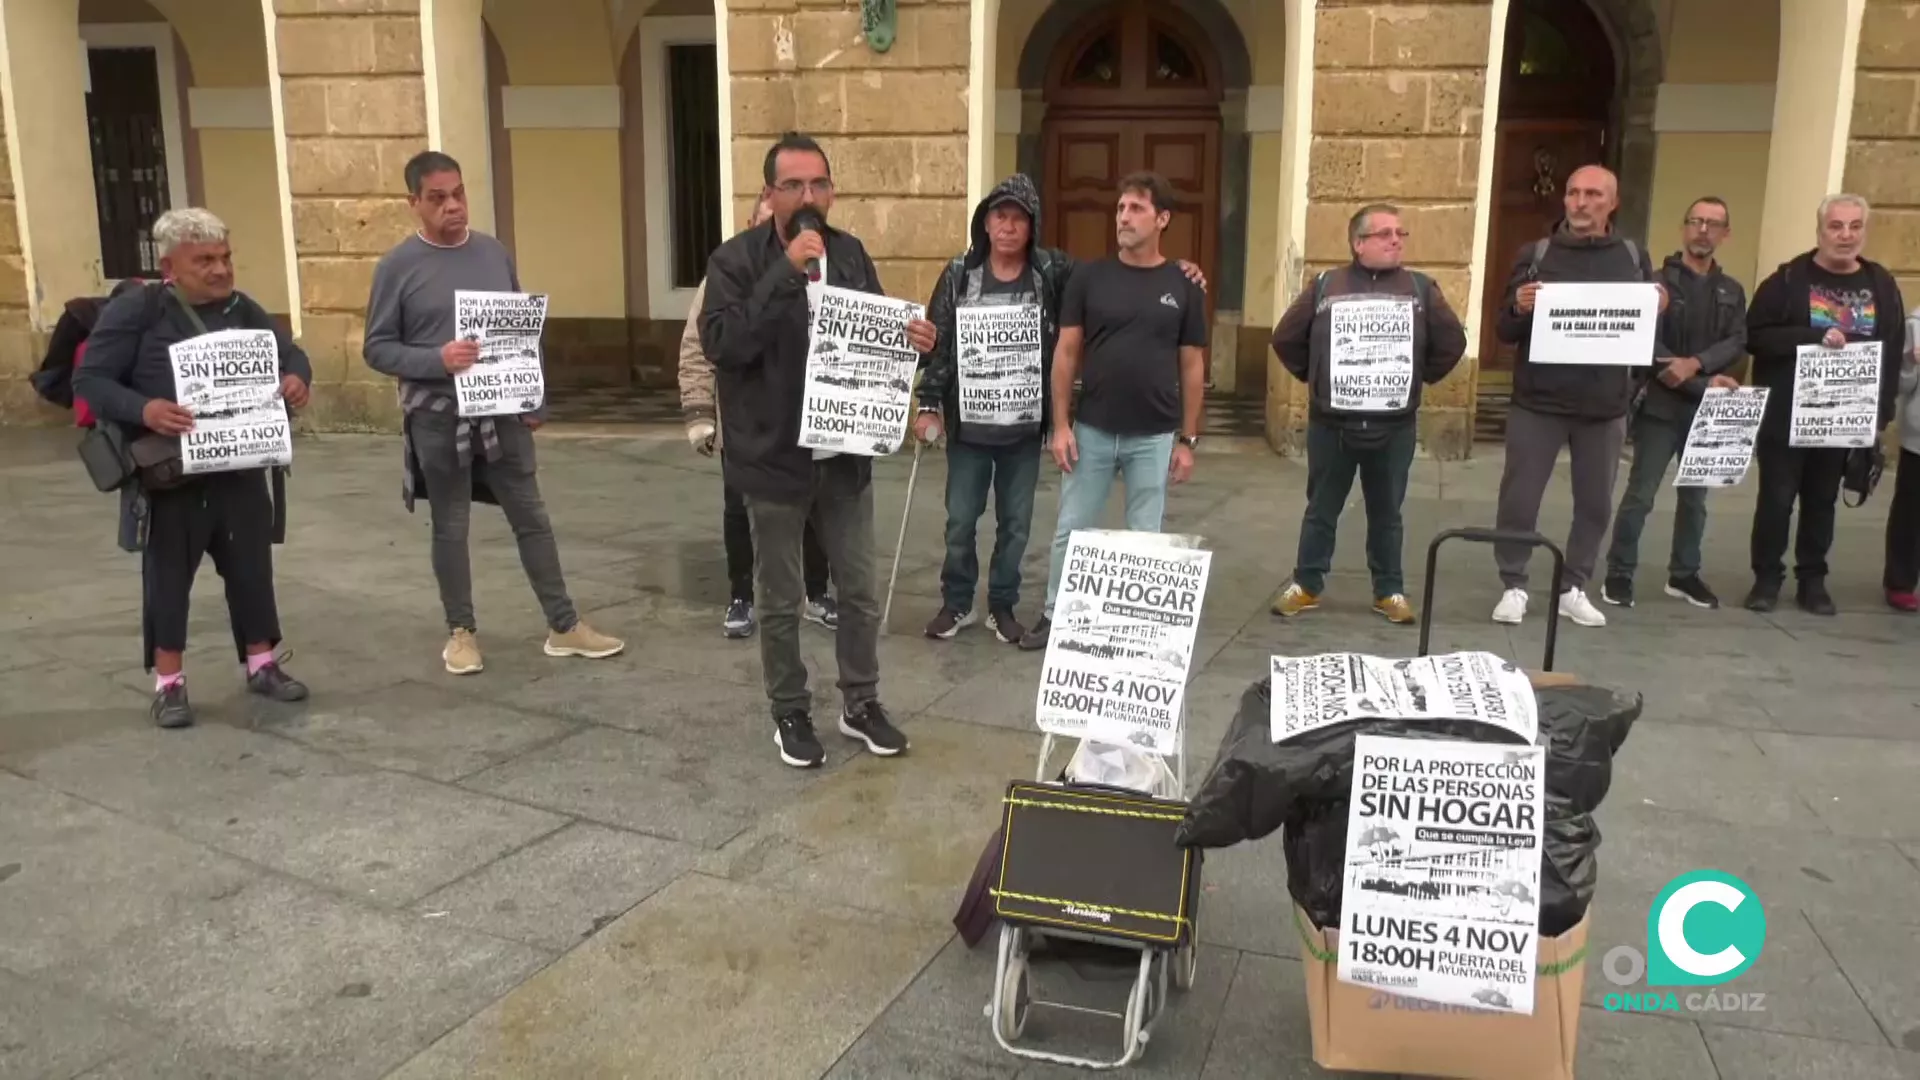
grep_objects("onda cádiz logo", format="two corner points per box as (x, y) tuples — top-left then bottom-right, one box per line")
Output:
(1601, 870), (1768, 1014)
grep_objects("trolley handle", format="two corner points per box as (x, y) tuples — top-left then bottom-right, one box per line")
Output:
(1417, 526), (1566, 671)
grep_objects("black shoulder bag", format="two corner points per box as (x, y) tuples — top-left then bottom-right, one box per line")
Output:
(126, 287), (211, 492)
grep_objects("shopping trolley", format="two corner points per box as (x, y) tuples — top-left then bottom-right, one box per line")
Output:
(1418, 526), (1566, 670)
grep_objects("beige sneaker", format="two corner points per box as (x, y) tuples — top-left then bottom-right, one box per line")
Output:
(1271, 583), (1320, 618)
(1373, 594), (1417, 625)
(544, 621), (625, 659)
(443, 629), (483, 675)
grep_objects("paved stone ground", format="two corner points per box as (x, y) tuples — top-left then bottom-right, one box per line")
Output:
(2, 422), (1917, 1080)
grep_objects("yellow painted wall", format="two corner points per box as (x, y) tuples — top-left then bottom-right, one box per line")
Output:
(6, 0), (108, 323)
(1664, 0), (1779, 82)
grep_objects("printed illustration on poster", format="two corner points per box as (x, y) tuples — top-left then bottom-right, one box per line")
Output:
(1789, 342), (1881, 449)
(168, 329), (292, 475)
(956, 303), (1044, 427)
(800, 284), (924, 456)
(1270, 650), (1539, 745)
(1036, 530), (1213, 755)
(453, 290), (549, 418)
(1526, 282), (1659, 366)
(1328, 298), (1416, 412)
(1674, 386), (1769, 487)
(1339, 734), (1548, 1015)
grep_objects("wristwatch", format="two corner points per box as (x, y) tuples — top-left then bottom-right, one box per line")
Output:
(1178, 434), (1200, 450)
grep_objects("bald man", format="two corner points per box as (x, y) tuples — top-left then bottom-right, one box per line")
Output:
(1490, 164), (1668, 629)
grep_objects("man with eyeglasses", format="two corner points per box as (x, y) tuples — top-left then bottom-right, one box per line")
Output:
(1600, 198), (1748, 611)
(1742, 194), (1905, 615)
(1269, 204), (1466, 624)
(699, 131), (938, 768)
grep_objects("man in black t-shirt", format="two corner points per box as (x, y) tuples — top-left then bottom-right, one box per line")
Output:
(1017, 171), (1209, 650)
(1743, 194), (1906, 615)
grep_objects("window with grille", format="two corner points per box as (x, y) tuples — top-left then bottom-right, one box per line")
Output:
(666, 43), (720, 289)
(84, 46), (171, 280)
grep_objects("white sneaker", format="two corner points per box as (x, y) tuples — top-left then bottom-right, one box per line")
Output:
(1559, 588), (1607, 627)
(1491, 588), (1528, 625)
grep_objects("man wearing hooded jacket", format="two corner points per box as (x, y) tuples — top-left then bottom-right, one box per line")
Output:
(1268, 204), (1467, 625)
(911, 174), (1203, 644)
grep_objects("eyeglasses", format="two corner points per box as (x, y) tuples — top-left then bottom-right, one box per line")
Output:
(1683, 217), (1728, 231)
(774, 179), (835, 197)
(1361, 228), (1410, 240)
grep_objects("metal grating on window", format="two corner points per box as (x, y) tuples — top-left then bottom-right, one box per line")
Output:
(85, 46), (170, 280)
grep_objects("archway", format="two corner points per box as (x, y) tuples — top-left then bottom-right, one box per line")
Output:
(1038, 0), (1226, 338)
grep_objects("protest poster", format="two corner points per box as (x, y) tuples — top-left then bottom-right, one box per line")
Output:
(1674, 386), (1769, 487)
(955, 303), (1044, 427)
(1036, 529), (1213, 755)
(1270, 651), (1538, 745)
(168, 329), (292, 475)
(1526, 282), (1660, 366)
(1338, 734), (1548, 1015)
(1328, 298), (1416, 412)
(453, 290), (549, 418)
(800, 284), (924, 455)
(1789, 342), (1882, 448)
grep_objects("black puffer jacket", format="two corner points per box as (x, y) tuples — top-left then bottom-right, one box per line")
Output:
(917, 174), (1075, 446)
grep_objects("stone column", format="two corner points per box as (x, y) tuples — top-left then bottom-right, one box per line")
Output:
(272, 0), (430, 432)
(0, 104), (42, 422)
(1301, 0), (1495, 460)
(725, 0), (972, 310)
(1846, 0), (1920, 303)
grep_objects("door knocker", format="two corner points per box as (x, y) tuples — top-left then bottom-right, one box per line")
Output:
(1532, 148), (1559, 199)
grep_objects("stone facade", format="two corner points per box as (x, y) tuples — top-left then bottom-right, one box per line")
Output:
(1847, 0), (1920, 309)
(0, 104), (42, 424)
(1294, 0), (1492, 460)
(725, 0), (973, 313)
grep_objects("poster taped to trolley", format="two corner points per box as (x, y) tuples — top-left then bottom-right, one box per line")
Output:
(1270, 651), (1539, 745)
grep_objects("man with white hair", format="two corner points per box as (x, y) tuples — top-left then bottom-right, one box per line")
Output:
(1742, 193), (1906, 615)
(74, 207), (313, 729)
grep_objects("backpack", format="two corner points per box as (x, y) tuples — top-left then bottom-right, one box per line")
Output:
(1522, 236), (1641, 280)
(1314, 267), (1431, 310)
(30, 281), (160, 415)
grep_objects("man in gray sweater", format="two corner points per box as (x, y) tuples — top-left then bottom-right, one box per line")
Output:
(362, 150), (623, 675)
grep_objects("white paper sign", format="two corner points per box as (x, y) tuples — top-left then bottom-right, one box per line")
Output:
(454, 290), (548, 417)
(1527, 282), (1660, 366)
(1329, 298), (1416, 412)
(1790, 342), (1882, 448)
(801, 284), (924, 455)
(1270, 651), (1538, 745)
(1338, 734), (1548, 1015)
(1036, 530), (1213, 755)
(956, 303), (1044, 427)
(1674, 386), (1769, 487)
(168, 329), (292, 475)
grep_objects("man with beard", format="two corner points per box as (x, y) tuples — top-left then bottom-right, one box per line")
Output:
(1600, 197), (1748, 610)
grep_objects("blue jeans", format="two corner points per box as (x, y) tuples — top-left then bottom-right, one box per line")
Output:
(1605, 411), (1707, 580)
(1042, 422), (1177, 616)
(940, 436), (1043, 612)
(1292, 419), (1417, 597)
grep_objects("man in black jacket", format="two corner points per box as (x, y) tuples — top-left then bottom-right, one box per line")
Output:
(1601, 197), (1748, 610)
(1491, 165), (1668, 630)
(74, 208), (311, 729)
(1269, 203), (1467, 624)
(1742, 193), (1907, 615)
(700, 131), (937, 768)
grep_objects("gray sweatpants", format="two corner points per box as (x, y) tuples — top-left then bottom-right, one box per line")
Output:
(1494, 404), (1628, 591)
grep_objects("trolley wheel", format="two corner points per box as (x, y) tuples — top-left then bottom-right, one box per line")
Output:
(1121, 960), (1150, 1059)
(995, 956), (1031, 1041)
(1173, 893), (1200, 991)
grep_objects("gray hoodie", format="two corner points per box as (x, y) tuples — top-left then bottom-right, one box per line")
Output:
(1899, 314), (1920, 455)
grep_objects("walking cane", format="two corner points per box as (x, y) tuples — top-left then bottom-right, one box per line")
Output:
(882, 437), (925, 634)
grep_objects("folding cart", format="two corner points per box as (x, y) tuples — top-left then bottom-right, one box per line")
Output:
(1418, 526), (1566, 669)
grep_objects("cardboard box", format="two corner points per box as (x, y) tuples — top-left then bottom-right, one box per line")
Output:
(1295, 905), (1590, 1080)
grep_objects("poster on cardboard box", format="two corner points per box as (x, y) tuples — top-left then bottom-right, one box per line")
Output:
(1269, 651), (1539, 745)
(1328, 298), (1417, 412)
(1674, 386), (1768, 487)
(1789, 342), (1881, 448)
(800, 284), (924, 455)
(956, 303), (1044, 427)
(454, 290), (549, 417)
(1035, 530), (1212, 755)
(168, 329), (292, 475)
(1339, 734), (1548, 1015)
(1526, 282), (1660, 366)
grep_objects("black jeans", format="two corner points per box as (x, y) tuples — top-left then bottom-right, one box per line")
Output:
(1606, 410), (1709, 581)
(141, 470), (282, 671)
(1885, 448), (1920, 592)
(1292, 419), (1417, 597)
(723, 483), (827, 603)
(941, 435), (1043, 612)
(1750, 439), (1846, 584)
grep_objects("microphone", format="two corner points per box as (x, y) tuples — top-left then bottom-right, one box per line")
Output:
(790, 207), (827, 283)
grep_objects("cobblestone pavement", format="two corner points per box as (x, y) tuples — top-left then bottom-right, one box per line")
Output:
(1, 424), (1916, 1079)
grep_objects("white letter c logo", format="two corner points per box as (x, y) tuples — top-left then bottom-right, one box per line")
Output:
(1657, 880), (1747, 978)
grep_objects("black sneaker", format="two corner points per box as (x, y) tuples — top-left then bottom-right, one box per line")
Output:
(1017, 616), (1052, 651)
(924, 606), (975, 639)
(773, 711), (825, 768)
(987, 606), (1026, 645)
(1664, 575), (1720, 609)
(152, 682), (194, 729)
(723, 599), (756, 639)
(1600, 576), (1634, 607)
(804, 595), (839, 630)
(246, 663), (309, 702)
(1796, 578), (1837, 616)
(1744, 580), (1781, 613)
(839, 700), (908, 756)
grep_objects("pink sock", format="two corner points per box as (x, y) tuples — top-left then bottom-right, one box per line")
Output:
(246, 652), (276, 675)
(156, 671), (184, 692)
